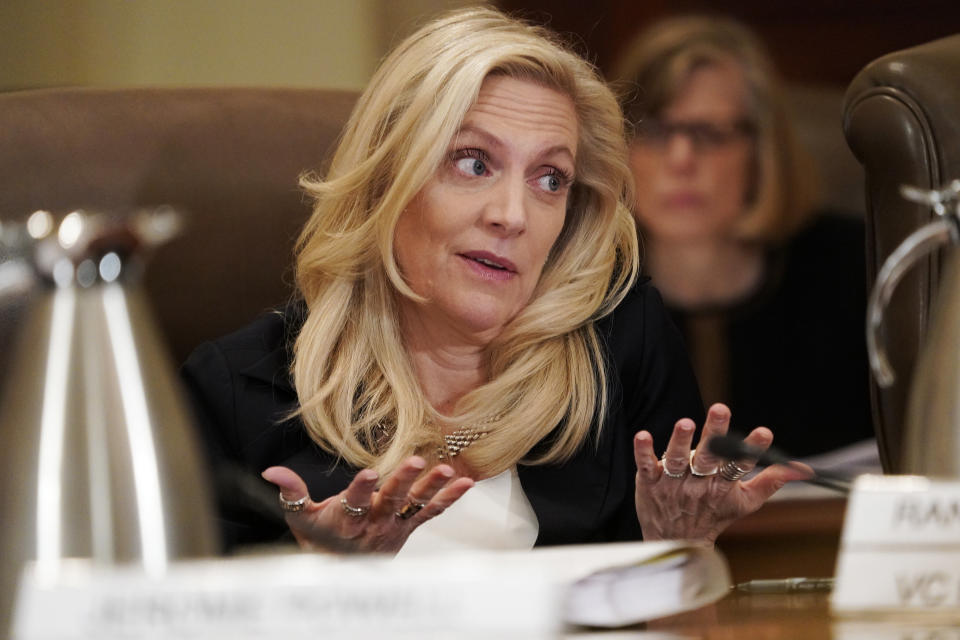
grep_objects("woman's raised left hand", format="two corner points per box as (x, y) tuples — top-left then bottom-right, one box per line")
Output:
(633, 402), (811, 545)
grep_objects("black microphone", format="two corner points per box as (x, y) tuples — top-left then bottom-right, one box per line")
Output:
(706, 435), (852, 494)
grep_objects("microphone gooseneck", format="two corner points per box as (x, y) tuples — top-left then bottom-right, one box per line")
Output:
(705, 435), (852, 494)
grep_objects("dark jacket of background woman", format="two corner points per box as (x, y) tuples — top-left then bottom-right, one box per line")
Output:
(662, 213), (871, 459)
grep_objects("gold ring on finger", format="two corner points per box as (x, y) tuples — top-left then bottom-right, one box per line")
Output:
(660, 454), (687, 479)
(340, 497), (370, 517)
(395, 497), (427, 520)
(279, 492), (307, 513)
(689, 450), (718, 477)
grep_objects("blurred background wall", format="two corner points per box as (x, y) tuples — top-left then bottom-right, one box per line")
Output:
(2, 0), (958, 214)
(3, 1), (957, 92)
(0, 0), (472, 91)
(500, 0), (960, 87)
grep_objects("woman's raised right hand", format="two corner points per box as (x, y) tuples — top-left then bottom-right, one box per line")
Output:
(261, 456), (473, 554)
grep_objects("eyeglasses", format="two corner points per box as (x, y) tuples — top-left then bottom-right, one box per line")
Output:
(636, 118), (756, 152)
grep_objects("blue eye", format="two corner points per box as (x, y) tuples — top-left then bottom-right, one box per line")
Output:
(540, 175), (561, 192)
(537, 170), (570, 193)
(454, 154), (487, 177)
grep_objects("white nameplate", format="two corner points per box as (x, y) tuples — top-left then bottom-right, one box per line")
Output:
(11, 540), (730, 639)
(833, 620), (960, 640)
(831, 474), (960, 619)
(12, 553), (558, 639)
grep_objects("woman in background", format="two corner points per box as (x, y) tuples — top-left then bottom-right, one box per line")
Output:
(615, 16), (873, 459)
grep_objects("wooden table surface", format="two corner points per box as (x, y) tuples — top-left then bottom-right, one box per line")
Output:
(646, 590), (834, 638)
(645, 590), (959, 639)
(716, 495), (847, 583)
(636, 496), (958, 639)
(647, 496), (842, 638)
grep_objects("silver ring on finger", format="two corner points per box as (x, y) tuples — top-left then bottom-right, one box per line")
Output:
(660, 454), (688, 479)
(279, 492), (307, 513)
(719, 460), (750, 482)
(395, 496), (427, 520)
(340, 496), (370, 517)
(689, 450), (718, 477)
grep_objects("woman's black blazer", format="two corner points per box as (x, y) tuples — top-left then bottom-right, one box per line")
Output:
(181, 281), (704, 552)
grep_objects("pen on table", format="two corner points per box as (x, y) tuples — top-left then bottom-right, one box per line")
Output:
(735, 577), (835, 593)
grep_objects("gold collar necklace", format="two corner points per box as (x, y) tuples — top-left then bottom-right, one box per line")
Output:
(438, 413), (501, 459)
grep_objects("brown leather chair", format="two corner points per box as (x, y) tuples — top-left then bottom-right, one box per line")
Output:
(843, 34), (960, 472)
(0, 86), (357, 366)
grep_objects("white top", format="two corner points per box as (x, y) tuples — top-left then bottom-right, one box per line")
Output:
(396, 466), (539, 556)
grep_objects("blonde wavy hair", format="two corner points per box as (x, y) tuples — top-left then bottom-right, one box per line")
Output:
(613, 15), (818, 243)
(293, 6), (638, 478)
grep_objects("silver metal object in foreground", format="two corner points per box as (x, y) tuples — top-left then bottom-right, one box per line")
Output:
(0, 209), (217, 633)
(866, 181), (960, 476)
(902, 250), (960, 476)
